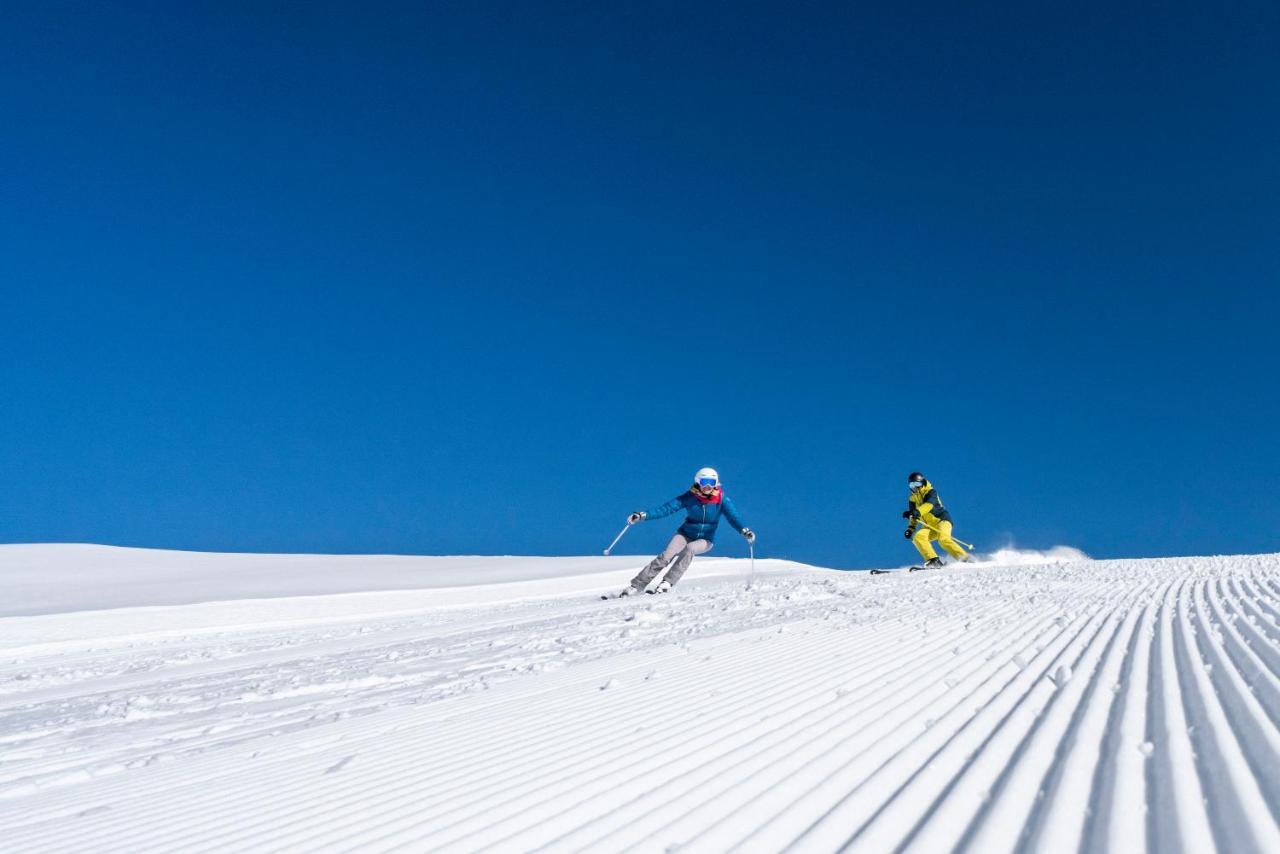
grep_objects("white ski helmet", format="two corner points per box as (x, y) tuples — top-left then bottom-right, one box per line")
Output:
(694, 467), (720, 489)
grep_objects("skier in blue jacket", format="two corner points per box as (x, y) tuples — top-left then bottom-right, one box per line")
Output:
(609, 467), (755, 597)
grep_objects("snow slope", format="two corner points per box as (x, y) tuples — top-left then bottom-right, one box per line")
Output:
(0, 544), (709, 618)
(2, 546), (1279, 852)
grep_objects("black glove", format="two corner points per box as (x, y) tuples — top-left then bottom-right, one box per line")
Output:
(628, 512), (646, 524)
(904, 528), (915, 539)
(902, 510), (912, 519)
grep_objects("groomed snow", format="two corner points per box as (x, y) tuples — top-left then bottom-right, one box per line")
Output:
(2, 546), (1278, 852)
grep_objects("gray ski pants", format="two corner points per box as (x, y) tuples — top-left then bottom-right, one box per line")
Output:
(631, 533), (713, 589)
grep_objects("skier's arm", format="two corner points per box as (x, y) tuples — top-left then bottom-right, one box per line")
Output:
(721, 495), (749, 534)
(644, 494), (689, 520)
(914, 489), (939, 519)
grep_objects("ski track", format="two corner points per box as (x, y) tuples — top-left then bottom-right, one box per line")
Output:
(1, 555), (1279, 852)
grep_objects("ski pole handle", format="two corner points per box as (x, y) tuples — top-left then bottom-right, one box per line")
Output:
(603, 521), (633, 556)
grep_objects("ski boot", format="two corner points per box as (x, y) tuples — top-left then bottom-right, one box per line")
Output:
(648, 580), (672, 595)
(602, 586), (642, 600)
(924, 557), (945, 568)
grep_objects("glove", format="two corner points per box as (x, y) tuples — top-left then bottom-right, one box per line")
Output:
(628, 512), (646, 524)
(742, 528), (756, 544)
(902, 509), (919, 520)
(902, 510), (912, 519)
(904, 528), (915, 539)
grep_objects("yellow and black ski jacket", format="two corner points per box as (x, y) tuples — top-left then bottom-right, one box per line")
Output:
(906, 481), (953, 529)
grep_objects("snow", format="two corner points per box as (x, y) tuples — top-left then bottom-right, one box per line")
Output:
(1, 545), (1279, 852)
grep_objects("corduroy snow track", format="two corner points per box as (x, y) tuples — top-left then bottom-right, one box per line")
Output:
(1, 550), (1278, 853)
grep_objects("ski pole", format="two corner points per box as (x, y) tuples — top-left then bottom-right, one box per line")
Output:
(746, 540), (756, 590)
(914, 520), (975, 550)
(603, 521), (633, 556)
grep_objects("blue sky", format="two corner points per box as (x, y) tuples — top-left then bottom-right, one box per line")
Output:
(1, 2), (1277, 568)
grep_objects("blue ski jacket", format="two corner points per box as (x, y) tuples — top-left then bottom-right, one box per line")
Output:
(645, 488), (748, 543)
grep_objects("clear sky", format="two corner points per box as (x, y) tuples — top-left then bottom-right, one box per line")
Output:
(2, 2), (1277, 568)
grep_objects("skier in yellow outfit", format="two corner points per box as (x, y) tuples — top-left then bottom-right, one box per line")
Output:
(903, 472), (971, 568)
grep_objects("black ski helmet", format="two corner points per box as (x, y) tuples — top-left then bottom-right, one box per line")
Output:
(907, 472), (926, 487)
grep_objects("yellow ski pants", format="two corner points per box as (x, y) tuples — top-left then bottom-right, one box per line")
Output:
(912, 520), (969, 561)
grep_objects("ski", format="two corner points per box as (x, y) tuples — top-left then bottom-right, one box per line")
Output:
(601, 589), (668, 599)
(869, 565), (941, 575)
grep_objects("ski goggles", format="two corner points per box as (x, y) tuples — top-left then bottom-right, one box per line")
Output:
(697, 477), (719, 489)
(908, 480), (925, 490)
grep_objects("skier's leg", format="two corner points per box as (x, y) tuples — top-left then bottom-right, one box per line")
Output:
(912, 527), (938, 561)
(630, 534), (689, 589)
(662, 539), (712, 586)
(935, 521), (969, 560)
